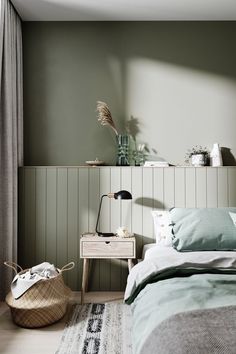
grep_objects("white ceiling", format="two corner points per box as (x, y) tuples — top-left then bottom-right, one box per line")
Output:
(11, 0), (236, 21)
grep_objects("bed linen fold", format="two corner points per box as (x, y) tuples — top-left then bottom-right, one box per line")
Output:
(125, 246), (236, 303)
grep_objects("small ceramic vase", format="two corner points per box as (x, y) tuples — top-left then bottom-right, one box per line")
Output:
(210, 143), (223, 167)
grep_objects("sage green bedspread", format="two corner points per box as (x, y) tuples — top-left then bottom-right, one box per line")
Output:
(131, 272), (236, 354)
(124, 246), (236, 354)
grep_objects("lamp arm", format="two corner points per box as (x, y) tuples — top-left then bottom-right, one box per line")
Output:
(95, 194), (107, 235)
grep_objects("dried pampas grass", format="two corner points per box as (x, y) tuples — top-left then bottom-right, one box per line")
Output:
(96, 101), (118, 136)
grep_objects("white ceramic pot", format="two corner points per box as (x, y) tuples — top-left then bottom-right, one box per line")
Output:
(191, 154), (206, 167)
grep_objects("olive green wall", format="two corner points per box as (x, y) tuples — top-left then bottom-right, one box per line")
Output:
(23, 22), (236, 166)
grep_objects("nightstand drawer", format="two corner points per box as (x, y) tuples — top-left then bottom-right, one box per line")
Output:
(81, 240), (135, 258)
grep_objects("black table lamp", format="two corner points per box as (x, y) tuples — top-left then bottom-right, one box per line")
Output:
(95, 190), (132, 237)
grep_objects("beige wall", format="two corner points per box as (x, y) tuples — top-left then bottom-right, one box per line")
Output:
(23, 22), (236, 166)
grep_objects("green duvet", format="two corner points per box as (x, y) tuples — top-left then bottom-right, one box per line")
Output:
(131, 272), (236, 354)
(124, 246), (236, 354)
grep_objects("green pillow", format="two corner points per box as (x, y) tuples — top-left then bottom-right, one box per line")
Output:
(170, 208), (236, 251)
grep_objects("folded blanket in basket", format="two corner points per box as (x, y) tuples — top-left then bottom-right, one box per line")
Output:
(11, 262), (58, 299)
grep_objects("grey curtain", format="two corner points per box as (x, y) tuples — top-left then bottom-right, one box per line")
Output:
(0, 0), (23, 300)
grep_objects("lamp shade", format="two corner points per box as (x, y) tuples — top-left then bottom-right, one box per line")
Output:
(114, 190), (132, 200)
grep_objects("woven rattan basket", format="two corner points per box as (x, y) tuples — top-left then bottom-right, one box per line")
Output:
(4, 261), (75, 328)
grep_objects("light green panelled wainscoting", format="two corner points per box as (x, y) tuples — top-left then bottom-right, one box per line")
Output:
(18, 166), (236, 291)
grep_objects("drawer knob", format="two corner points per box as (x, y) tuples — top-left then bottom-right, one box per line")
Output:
(105, 241), (110, 244)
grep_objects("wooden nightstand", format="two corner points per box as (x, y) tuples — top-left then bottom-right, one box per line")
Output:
(80, 233), (136, 304)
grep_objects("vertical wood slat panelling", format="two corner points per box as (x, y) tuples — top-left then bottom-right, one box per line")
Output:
(18, 168), (25, 267)
(142, 168), (154, 244)
(35, 168), (46, 265)
(131, 168), (143, 258)
(110, 167), (122, 290)
(196, 168), (207, 208)
(99, 168), (111, 291)
(120, 168), (132, 289)
(19, 167), (236, 291)
(185, 168), (196, 207)
(229, 168), (236, 207)
(57, 168), (68, 283)
(163, 168), (175, 209)
(67, 168), (79, 290)
(153, 168), (164, 250)
(206, 168), (217, 207)
(78, 168), (89, 290)
(153, 168), (164, 209)
(23, 168), (36, 268)
(174, 168), (185, 207)
(88, 168), (100, 291)
(218, 168), (228, 207)
(46, 169), (57, 266)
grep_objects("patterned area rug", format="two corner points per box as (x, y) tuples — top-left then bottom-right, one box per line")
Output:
(56, 303), (132, 354)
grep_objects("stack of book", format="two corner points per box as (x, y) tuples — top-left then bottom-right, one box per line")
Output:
(144, 161), (169, 167)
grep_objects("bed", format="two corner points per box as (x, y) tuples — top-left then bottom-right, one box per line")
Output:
(125, 208), (236, 354)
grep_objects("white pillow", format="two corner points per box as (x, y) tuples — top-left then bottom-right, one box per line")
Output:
(151, 210), (173, 246)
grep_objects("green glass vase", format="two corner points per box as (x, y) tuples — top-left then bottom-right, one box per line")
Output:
(116, 134), (130, 166)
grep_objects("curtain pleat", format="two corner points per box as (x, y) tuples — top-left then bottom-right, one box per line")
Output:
(0, 0), (23, 300)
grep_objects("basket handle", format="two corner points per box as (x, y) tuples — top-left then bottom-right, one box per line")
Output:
(4, 261), (23, 275)
(61, 262), (75, 272)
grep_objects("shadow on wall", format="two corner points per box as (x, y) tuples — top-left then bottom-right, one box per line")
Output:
(134, 197), (165, 258)
(125, 116), (159, 161)
(135, 197), (164, 210)
(115, 22), (236, 80)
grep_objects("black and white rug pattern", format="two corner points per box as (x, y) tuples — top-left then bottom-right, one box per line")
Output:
(56, 303), (132, 354)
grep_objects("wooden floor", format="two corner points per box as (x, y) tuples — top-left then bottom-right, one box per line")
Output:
(0, 292), (124, 354)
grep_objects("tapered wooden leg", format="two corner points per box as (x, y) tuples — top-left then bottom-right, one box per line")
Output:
(128, 259), (134, 272)
(81, 258), (89, 305)
(84, 259), (90, 292)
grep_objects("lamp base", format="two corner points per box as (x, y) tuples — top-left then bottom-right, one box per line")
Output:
(97, 232), (115, 237)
